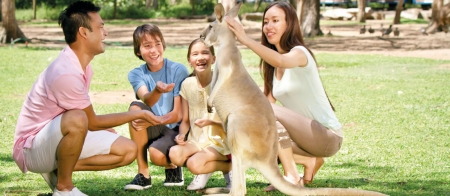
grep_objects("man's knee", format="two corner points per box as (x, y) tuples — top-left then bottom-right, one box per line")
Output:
(115, 137), (138, 165)
(62, 110), (88, 134)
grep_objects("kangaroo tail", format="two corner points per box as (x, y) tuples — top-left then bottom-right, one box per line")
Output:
(258, 163), (387, 196)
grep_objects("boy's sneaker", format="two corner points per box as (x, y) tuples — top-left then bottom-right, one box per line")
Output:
(186, 173), (213, 190)
(163, 167), (184, 186)
(124, 173), (152, 190)
(224, 171), (232, 189)
(41, 170), (57, 191)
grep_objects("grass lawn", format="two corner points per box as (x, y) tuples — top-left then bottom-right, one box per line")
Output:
(0, 45), (449, 196)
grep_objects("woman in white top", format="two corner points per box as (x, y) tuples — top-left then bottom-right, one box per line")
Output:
(225, 1), (343, 191)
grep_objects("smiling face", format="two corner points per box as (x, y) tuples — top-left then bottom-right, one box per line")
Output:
(188, 41), (215, 75)
(263, 6), (287, 50)
(86, 12), (107, 55)
(138, 34), (165, 68)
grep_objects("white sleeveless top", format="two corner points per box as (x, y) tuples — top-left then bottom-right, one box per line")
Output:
(272, 46), (343, 137)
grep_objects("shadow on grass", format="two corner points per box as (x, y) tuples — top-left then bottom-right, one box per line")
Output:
(0, 153), (14, 163)
(321, 160), (450, 196)
(2, 173), (449, 196)
(2, 158), (448, 196)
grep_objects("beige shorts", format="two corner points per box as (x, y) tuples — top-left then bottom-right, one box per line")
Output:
(23, 114), (120, 173)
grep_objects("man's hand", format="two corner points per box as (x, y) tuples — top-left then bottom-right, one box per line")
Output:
(156, 81), (175, 93)
(132, 111), (172, 131)
(131, 119), (151, 132)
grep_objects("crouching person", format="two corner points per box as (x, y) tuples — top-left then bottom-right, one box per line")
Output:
(12, 1), (168, 195)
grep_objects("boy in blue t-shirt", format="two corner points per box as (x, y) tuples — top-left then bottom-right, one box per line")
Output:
(124, 23), (189, 190)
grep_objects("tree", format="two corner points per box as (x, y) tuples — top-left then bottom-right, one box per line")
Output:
(393, 0), (404, 24)
(357, 0), (366, 22)
(32, 0), (36, 20)
(295, 0), (304, 27)
(152, 0), (158, 10)
(424, 0), (450, 33)
(300, 0), (321, 37)
(145, 0), (159, 10)
(190, 0), (195, 15)
(254, 0), (263, 12)
(2, 0), (26, 43)
(113, 0), (117, 19)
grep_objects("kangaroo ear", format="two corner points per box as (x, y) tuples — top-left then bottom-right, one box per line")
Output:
(225, 2), (242, 19)
(214, 3), (225, 22)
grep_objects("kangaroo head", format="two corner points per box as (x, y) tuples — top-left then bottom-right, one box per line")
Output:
(200, 2), (242, 46)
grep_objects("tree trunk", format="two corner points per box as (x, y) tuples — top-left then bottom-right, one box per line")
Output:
(301, 0), (321, 37)
(32, 0), (36, 20)
(296, 0), (304, 22)
(190, 0), (195, 15)
(290, 0), (297, 7)
(254, 0), (262, 12)
(113, 0), (117, 19)
(357, 0), (366, 22)
(146, 0), (152, 9)
(393, 0), (404, 24)
(152, 0), (158, 10)
(1, 0), (26, 43)
(431, 0), (443, 20)
(425, 0), (445, 33)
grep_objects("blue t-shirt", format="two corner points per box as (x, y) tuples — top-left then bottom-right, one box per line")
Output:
(128, 58), (189, 129)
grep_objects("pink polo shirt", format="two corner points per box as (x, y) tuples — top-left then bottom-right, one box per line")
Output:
(13, 46), (93, 173)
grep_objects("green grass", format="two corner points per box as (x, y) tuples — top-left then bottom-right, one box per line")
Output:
(0, 45), (449, 196)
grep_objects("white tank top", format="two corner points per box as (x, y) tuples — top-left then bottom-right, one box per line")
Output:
(272, 46), (343, 137)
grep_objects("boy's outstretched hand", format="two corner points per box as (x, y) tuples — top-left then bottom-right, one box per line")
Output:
(156, 81), (175, 93)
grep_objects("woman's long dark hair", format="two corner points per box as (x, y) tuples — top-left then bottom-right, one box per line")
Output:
(260, 2), (335, 111)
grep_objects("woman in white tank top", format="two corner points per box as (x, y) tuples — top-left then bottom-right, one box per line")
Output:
(225, 1), (343, 191)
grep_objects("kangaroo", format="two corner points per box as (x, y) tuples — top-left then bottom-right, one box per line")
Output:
(200, 2), (386, 196)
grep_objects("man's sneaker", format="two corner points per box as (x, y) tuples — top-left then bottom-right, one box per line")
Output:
(224, 171), (232, 189)
(124, 173), (152, 190)
(187, 173), (213, 190)
(163, 167), (184, 186)
(41, 170), (57, 191)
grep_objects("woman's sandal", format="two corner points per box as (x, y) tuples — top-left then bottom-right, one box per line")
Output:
(264, 176), (303, 192)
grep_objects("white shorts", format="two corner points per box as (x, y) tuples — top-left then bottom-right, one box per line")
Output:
(23, 114), (120, 173)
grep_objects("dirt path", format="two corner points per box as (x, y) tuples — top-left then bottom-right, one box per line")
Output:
(19, 18), (450, 60)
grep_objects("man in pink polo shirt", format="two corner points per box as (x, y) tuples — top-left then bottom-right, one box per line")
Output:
(12, 1), (171, 196)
